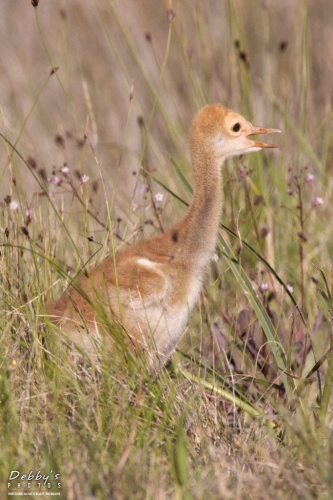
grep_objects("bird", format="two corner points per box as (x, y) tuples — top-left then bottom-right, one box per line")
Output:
(46, 104), (280, 369)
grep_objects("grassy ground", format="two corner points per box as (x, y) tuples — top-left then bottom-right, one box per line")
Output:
(1, 0), (333, 498)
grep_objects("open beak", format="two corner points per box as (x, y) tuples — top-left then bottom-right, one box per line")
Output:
(247, 125), (281, 148)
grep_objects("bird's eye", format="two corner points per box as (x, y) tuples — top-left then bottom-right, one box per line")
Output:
(232, 123), (241, 132)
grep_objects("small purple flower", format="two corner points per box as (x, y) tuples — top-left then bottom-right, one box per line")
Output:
(54, 176), (62, 186)
(81, 174), (89, 184)
(9, 200), (19, 211)
(61, 166), (69, 174)
(314, 197), (324, 207)
(286, 284), (294, 293)
(133, 203), (140, 212)
(287, 189), (293, 196)
(260, 283), (269, 292)
(25, 209), (32, 223)
(305, 173), (314, 183)
(154, 192), (164, 202)
(140, 185), (149, 193)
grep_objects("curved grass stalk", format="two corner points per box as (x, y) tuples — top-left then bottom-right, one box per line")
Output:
(178, 366), (282, 435)
(217, 233), (293, 395)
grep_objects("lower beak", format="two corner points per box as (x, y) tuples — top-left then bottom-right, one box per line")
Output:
(247, 125), (281, 149)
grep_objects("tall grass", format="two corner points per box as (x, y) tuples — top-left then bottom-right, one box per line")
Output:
(1, 0), (333, 498)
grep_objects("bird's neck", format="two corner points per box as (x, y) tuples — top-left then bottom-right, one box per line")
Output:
(176, 147), (224, 267)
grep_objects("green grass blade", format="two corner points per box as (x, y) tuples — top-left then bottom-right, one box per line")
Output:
(220, 223), (306, 326)
(216, 233), (293, 395)
(179, 366), (281, 434)
(170, 158), (193, 194)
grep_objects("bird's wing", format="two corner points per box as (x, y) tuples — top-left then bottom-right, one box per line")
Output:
(110, 256), (169, 311)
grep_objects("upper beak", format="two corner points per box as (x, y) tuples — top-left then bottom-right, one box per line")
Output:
(247, 125), (281, 148)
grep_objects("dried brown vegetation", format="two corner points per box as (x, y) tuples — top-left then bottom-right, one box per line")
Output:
(1, 1), (333, 499)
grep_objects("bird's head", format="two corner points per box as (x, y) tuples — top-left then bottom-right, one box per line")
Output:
(190, 104), (280, 161)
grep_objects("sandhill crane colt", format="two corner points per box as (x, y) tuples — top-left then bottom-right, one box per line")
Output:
(47, 104), (280, 368)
